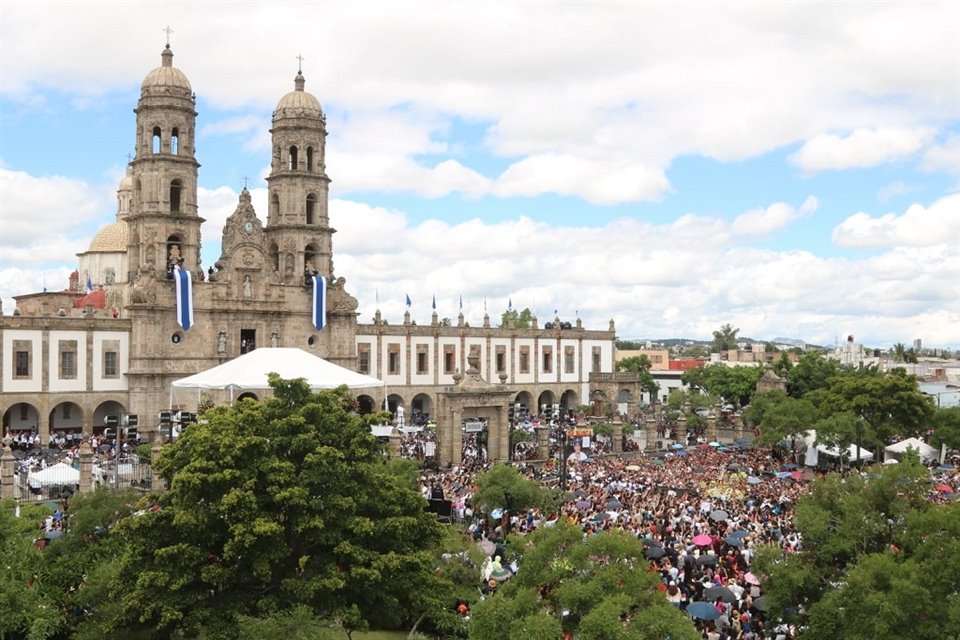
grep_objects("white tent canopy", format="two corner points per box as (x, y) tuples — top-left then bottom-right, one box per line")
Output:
(28, 462), (79, 488)
(884, 437), (939, 463)
(171, 348), (385, 393)
(817, 442), (874, 462)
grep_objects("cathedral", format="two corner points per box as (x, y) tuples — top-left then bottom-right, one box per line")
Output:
(0, 45), (618, 445)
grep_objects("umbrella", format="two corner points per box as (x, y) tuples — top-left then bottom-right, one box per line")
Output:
(478, 540), (496, 556)
(724, 535), (743, 547)
(790, 471), (803, 481)
(625, 464), (640, 471)
(697, 554), (718, 567)
(936, 484), (954, 493)
(98, 444), (112, 452)
(775, 471), (792, 479)
(709, 441), (721, 447)
(726, 464), (744, 472)
(693, 534), (713, 546)
(643, 538), (663, 548)
(44, 529), (64, 540)
(672, 443), (685, 450)
(592, 512), (612, 522)
(575, 500), (592, 510)
(687, 601), (722, 620)
(490, 508), (504, 520)
(747, 476), (763, 485)
(710, 509), (729, 522)
(489, 565), (513, 582)
(676, 449), (689, 457)
(782, 463), (799, 470)
(744, 572), (760, 586)
(651, 459), (664, 466)
(704, 586), (738, 604)
(606, 498), (622, 509)
(728, 530), (749, 540)
(573, 489), (587, 498)
(644, 546), (667, 560)
(751, 596), (768, 612)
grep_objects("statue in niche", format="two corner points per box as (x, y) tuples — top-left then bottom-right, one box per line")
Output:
(270, 331), (279, 348)
(217, 330), (227, 354)
(242, 275), (252, 298)
(105, 269), (116, 285)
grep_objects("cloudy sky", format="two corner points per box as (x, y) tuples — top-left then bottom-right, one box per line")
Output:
(1, 1), (958, 349)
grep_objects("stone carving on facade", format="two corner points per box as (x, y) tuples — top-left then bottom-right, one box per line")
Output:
(327, 277), (359, 313)
(217, 329), (227, 353)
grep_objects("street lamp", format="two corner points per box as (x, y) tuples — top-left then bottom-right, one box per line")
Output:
(558, 426), (568, 492)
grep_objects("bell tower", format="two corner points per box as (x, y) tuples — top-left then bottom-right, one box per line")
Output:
(125, 42), (203, 282)
(264, 63), (334, 286)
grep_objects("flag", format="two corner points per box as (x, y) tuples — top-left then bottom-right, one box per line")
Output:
(174, 266), (194, 330)
(508, 297), (512, 310)
(484, 297), (487, 312)
(405, 293), (412, 307)
(459, 294), (463, 310)
(85, 275), (93, 294)
(375, 288), (380, 306)
(432, 294), (436, 310)
(312, 275), (327, 331)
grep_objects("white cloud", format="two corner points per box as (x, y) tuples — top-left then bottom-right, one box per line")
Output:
(832, 193), (960, 249)
(789, 128), (934, 173)
(921, 135), (960, 174)
(876, 180), (916, 202)
(731, 198), (816, 236)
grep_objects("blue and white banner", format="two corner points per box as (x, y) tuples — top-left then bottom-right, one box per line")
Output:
(312, 274), (327, 331)
(174, 266), (194, 331)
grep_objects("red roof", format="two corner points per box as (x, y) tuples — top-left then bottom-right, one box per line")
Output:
(73, 289), (106, 309)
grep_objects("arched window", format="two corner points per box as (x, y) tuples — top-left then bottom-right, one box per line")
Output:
(288, 146), (298, 170)
(171, 127), (180, 155)
(306, 194), (316, 225)
(152, 127), (161, 154)
(270, 193), (280, 220)
(170, 179), (182, 213)
(306, 146), (314, 172)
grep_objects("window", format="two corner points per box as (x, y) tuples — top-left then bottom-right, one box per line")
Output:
(388, 343), (401, 375)
(171, 127), (180, 154)
(565, 346), (575, 374)
(306, 146), (314, 171)
(170, 180), (182, 213)
(288, 145), (298, 170)
(13, 340), (31, 378)
(59, 340), (77, 379)
(240, 329), (256, 354)
(306, 194), (316, 225)
(542, 346), (553, 374)
(152, 126), (161, 153)
(496, 345), (506, 373)
(519, 346), (530, 374)
(103, 340), (120, 378)
(592, 346), (602, 372)
(270, 193), (280, 220)
(443, 345), (456, 374)
(358, 344), (371, 374)
(416, 345), (429, 375)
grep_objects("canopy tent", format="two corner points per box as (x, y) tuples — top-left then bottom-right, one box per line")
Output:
(884, 437), (939, 464)
(27, 462), (79, 489)
(172, 348), (385, 392)
(816, 442), (874, 463)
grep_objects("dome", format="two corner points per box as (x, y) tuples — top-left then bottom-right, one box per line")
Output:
(87, 221), (129, 253)
(274, 72), (323, 120)
(141, 45), (192, 98)
(118, 170), (134, 192)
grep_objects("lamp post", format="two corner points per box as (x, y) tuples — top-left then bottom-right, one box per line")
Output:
(559, 426), (568, 492)
(855, 419), (862, 468)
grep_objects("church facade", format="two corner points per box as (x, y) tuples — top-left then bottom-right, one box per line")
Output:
(1, 45), (617, 442)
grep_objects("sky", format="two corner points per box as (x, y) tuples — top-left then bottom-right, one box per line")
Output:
(1, 1), (958, 350)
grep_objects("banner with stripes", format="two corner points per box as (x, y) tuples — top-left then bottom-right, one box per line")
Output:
(174, 266), (194, 330)
(312, 275), (327, 331)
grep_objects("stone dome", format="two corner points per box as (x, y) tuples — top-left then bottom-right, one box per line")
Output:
(274, 72), (323, 120)
(141, 45), (192, 98)
(87, 221), (129, 253)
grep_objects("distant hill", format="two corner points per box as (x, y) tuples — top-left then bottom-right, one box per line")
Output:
(619, 336), (827, 350)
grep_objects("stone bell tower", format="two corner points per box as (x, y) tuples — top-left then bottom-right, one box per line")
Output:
(264, 63), (334, 285)
(125, 41), (204, 283)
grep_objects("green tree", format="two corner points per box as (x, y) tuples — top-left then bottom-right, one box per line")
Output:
(784, 351), (839, 398)
(931, 406), (960, 451)
(471, 463), (558, 516)
(469, 522), (699, 640)
(748, 391), (819, 451)
(891, 342), (908, 363)
(500, 307), (533, 329)
(753, 460), (960, 639)
(100, 377), (446, 639)
(711, 323), (740, 352)
(682, 363), (762, 408)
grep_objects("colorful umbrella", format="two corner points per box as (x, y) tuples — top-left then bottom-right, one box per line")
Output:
(744, 572), (760, 586)
(693, 534), (713, 546)
(687, 601), (722, 620)
(936, 484), (953, 493)
(710, 509), (729, 522)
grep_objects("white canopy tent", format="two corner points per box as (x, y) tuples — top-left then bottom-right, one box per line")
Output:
(27, 462), (79, 489)
(170, 348), (385, 404)
(884, 437), (939, 464)
(816, 442), (874, 463)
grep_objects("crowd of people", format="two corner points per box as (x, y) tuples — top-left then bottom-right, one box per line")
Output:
(415, 424), (959, 640)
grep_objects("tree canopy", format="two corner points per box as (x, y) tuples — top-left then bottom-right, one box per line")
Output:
(500, 307), (534, 329)
(469, 522), (700, 640)
(615, 355), (660, 397)
(711, 323), (740, 352)
(681, 363), (763, 408)
(98, 377), (446, 639)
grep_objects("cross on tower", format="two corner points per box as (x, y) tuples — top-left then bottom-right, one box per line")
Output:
(164, 25), (174, 47)
(296, 53), (305, 74)
(242, 175), (249, 189)
(127, 152), (133, 164)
